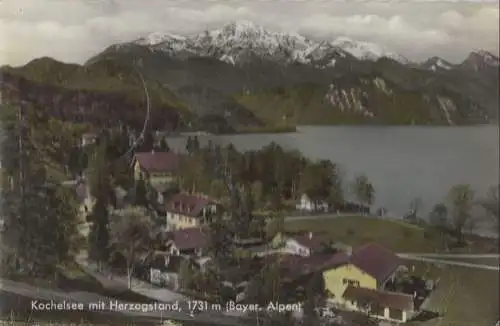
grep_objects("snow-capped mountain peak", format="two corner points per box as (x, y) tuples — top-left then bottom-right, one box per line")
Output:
(475, 50), (499, 66)
(461, 50), (499, 71)
(421, 56), (453, 71)
(331, 36), (409, 64)
(135, 32), (186, 46)
(130, 21), (410, 67)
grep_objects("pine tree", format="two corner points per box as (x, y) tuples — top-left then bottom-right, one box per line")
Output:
(134, 177), (149, 207)
(192, 135), (200, 152)
(185, 136), (193, 153)
(1, 104), (81, 278)
(86, 139), (112, 269)
(159, 138), (170, 152)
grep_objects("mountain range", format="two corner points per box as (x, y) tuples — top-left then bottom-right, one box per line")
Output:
(1, 21), (498, 133)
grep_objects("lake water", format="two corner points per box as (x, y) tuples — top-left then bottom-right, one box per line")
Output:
(168, 125), (499, 237)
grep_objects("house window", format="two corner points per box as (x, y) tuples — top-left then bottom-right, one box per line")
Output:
(372, 304), (385, 317)
(342, 279), (360, 287)
(389, 308), (403, 321)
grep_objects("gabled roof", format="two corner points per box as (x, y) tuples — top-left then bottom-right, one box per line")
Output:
(289, 233), (324, 252)
(342, 286), (414, 311)
(166, 193), (214, 218)
(258, 253), (342, 281)
(349, 243), (401, 283)
(168, 227), (209, 251)
(134, 151), (179, 173)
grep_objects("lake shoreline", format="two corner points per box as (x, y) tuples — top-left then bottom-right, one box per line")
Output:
(180, 123), (499, 137)
(166, 125), (498, 224)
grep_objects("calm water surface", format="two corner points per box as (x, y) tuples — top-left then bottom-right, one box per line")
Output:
(169, 125), (499, 236)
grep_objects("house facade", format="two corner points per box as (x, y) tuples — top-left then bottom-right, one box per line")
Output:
(149, 255), (185, 290)
(296, 194), (329, 212)
(81, 132), (97, 147)
(165, 193), (218, 230)
(133, 151), (179, 186)
(342, 286), (415, 323)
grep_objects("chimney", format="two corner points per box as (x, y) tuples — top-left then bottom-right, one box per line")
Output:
(346, 246), (353, 258)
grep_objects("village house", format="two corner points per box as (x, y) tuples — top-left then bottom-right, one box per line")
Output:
(81, 132), (97, 147)
(133, 151), (180, 186)
(256, 242), (417, 323)
(270, 231), (326, 256)
(320, 243), (415, 323)
(164, 193), (218, 229)
(148, 254), (186, 290)
(296, 194), (330, 213)
(282, 232), (324, 257)
(166, 227), (209, 257)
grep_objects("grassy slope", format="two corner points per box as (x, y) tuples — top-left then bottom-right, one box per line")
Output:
(234, 84), (369, 126)
(281, 216), (445, 253)
(407, 264), (498, 326)
(233, 77), (451, 126)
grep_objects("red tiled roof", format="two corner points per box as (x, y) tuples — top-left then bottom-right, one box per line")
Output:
(290, 233), (324, 251)
(260, 253), (344, 280)
(349, 243), (401, 283)
(169, 227), (209, 251)
(257, 243), (400, 283)
(342, 286), (414, 311)
(135, 151), (179, 173)
(166, 193), (213, 218)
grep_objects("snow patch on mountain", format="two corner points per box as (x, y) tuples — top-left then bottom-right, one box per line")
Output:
(331, 36), (409, 64)
(435, 59), (452, 70)
(475, 50), (499, 67)
(136, 32), (186, 46)
(132, 21), (409, 67)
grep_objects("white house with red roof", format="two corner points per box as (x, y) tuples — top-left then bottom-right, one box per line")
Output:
(165, 193), (218, 229)
(283, 232), (325, 257)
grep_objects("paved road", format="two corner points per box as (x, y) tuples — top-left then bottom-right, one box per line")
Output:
(397, 254), (500, 271)
(76, 253), (187, 303)
(398, 253), (499, 259)
(284, 213), (375, 222)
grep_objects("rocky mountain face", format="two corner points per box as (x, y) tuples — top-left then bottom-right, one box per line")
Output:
(2, 21), (498, 131)
(420, 57), (455, 72)
(459, 50), (499, 72)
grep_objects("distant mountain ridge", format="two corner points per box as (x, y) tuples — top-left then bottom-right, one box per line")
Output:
(1, 20), (498, 132)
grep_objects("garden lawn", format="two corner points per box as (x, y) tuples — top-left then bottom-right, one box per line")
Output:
(281, 216), (446, 253)
(406, 264), (499, 326)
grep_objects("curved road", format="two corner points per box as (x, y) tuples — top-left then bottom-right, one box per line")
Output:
(396, 254), (499, 271)
(398, 253), (499, 259)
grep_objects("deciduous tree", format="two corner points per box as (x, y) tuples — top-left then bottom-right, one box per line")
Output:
(447, 184), (475, 244)
(478, 185), (499, 227)
(109, 211), (153, 289)
(352, 174), (375, 208)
